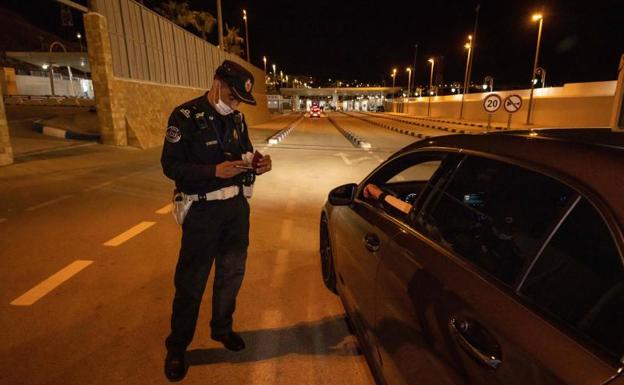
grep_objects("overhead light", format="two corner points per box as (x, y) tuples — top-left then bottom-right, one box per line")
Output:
(42, 63), (49, 70)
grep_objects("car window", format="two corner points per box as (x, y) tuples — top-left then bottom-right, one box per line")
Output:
(361, 152), (455, 219)
(519, 198), (624, 361)
(416, 155), (575, 286)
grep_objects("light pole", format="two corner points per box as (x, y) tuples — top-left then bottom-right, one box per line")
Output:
(391, 68), (397, 99)
(459, 36), (472, 119)
(272, 63), (276, 86)
(217, 0), (224, 49)
(262, 56), (267, 78)
(483, 75), (494, 92)
(427, 58), (435, 117)
(242, 9), (250, 61)
(526, 13), (544, 125)
(76, 32), (83, 52)
(406, 67), (412, 98)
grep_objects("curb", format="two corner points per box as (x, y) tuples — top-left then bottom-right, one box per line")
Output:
(266, 114), (304, 144)
(32, 120), (101, 142)
(327, 116), (371, 149)
(343, 112), (431, 140)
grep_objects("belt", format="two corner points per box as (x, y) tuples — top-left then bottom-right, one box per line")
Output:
(185, 185), (240, 201)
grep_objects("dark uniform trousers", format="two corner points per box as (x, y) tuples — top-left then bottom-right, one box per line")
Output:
(165, 193), (249, 353)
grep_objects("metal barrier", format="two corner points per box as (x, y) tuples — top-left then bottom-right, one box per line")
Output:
(90, 0), (264, 91)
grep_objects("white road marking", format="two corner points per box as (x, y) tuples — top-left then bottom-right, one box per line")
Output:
(333, 152), (352, 165)
(280, 219), (293, 241)
(83, 181), (113, 192)
(25, 195), (73, 211)
(353, 156), (372, 163)
(10, 260), (93, 306)
(155, 203), (172, 214)
(270, 249), (290, 288)
(103, 221), (156, 247)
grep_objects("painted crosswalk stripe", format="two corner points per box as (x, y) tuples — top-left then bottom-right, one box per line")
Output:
(103, 221), (156, 247)
(155, 203), (172, 214)
(10, 260), (93, 306)
(25, 195), (72, 211)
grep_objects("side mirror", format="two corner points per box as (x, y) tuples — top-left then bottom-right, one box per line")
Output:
(328, 183), (357, 206)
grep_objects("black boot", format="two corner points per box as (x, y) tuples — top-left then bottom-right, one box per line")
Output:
(211, 331), (246, 351)
(164, 350), (187, 382)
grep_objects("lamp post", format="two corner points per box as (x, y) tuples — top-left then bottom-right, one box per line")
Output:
(406, 67), (412, 98)
(427, 58), (435, 117)
(76, 32), (83, 52)
(535, 66), (546, 87)
(217, 0), (223, 49)
(272, 64), (277, 87)
(484, 75), (494, 92)
(242, 9), (250, 61)
(526, 13), (544, 125)
(459, 36), (472, 119)
(391, 68), (397, 99)
(262, 56), (267, 78)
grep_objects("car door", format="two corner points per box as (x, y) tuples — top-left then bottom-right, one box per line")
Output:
(376, 154), (623, 385)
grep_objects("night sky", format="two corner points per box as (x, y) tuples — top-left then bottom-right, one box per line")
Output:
(4, 0), (624, 88)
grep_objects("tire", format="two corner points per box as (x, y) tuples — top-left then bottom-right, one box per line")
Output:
(320, 214), (338, 295)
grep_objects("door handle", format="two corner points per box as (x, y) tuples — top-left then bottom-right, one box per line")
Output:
(449, 316), (503, 369)
(363, 233), (380, 252)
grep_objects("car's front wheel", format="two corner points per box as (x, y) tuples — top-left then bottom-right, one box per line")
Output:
(320, 214), (338, 295)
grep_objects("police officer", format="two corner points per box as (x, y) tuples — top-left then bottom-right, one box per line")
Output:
(161, 60), (272, 381)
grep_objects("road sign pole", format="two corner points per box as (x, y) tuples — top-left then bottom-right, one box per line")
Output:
(507, 113), (512, 130)
(487, 113), (492, 130)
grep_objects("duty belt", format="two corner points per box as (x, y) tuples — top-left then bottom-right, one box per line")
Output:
(185, 185), (239, 201)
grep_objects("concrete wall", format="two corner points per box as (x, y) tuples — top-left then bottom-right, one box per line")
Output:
(85, 11), (269, 149)
(0, 92), (13, 166)
(387, 81), (617, 127)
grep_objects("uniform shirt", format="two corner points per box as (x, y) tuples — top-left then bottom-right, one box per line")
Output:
(160, 92), (254, 194)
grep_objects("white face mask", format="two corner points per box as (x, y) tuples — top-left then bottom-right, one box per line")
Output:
(214, 82), (234, 116)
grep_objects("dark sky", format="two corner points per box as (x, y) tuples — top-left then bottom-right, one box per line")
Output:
(4, 0), (624, 87)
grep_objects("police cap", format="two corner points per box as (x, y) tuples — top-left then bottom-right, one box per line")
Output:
(215, 60), (256, 105)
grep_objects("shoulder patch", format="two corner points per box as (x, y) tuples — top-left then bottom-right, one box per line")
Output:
(165, 126), (181, 143)
(179, 108), (191, 119)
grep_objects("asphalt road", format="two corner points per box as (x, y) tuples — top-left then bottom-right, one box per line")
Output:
(0, 113), (420, 385)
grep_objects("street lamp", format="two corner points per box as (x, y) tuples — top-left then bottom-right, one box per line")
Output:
(535, 67), (547, 88)
(272, 63), (276, 83)
(242, 9), (250, 61)
(76, 32), (83, 52)
(526, 13), (544, 124)
(262, 56), (267, 82)
(459, 36), (472, 119)
(484, 75), (494, 92)
(406, 67), (412, 98)
(427, 58), (435, 117)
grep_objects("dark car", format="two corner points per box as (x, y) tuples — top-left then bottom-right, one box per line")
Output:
(320, 129), (624, 385)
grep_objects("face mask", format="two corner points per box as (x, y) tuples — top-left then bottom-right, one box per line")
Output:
(214, 82), (234, 116)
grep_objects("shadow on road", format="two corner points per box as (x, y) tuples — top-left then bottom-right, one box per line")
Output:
(187, 315), (361, 366)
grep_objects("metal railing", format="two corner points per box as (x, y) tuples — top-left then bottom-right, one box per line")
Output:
(91, 0), (264, 92)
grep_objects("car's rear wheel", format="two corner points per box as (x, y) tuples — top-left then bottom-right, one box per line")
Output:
(320, 214), (338, 294)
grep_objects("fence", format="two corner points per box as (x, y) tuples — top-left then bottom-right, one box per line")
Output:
(91, 0), (264, 92)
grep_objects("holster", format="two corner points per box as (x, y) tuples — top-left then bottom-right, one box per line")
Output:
(172, 189), (193, 225)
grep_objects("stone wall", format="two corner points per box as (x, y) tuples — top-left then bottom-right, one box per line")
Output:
(114, 78), (269, 148)
(0, 92), (13, 166)
(85, 12), (270, 149)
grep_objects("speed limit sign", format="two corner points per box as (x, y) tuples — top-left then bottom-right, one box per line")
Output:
(483, 94), (502, 113)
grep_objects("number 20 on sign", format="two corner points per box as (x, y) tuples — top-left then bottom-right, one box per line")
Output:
(482, 94), (502, 129)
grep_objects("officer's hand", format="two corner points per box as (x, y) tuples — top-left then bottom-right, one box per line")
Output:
(363, 184), (382, 199)
(215, 160), (246, 178)
(255, 154), (272, 175)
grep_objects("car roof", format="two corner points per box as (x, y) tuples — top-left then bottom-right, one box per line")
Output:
(397, 128), (624, 230)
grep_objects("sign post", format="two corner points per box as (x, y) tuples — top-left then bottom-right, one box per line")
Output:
(503, 94), (523, 129)
(482, 94), (502, 129)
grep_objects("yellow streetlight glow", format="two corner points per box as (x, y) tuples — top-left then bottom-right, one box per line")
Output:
(464, 43), (471, 49)
(532, 13), (543, 21)
(406, 67), (411, 72)
(428, 58), (434, 64)
(243, 9), (247, 20)
(468, 35), (472, 40)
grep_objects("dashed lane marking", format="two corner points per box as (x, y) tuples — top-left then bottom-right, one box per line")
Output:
(280, 219), (293, 241)
(25, 195), (73, 212)
(103, 221), (156, 247)
(10, 260), (93, 306)
(156, 203), (172, 214)
(270, 249), (290, 288)
(83, 181), (113, 192)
